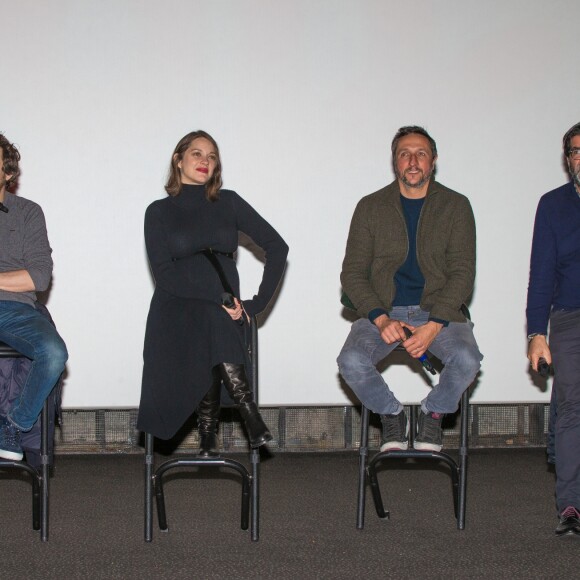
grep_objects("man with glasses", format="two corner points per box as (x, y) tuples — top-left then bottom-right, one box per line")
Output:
(337, 126), (482, 453)
(527, 122), (580, 537)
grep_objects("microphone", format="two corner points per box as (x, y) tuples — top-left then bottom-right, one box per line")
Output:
(0, 202), (8, 213)
(222, 292), (244, 326)
(537, 357), (550, 378)
(403, 327), (437, 375)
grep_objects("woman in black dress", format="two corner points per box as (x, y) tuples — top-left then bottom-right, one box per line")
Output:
(137, 130), (288, 453)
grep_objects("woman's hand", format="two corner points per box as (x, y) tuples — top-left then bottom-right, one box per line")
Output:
(222, 297), (250, 323)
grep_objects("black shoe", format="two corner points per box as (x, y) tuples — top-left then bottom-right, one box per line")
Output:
(199, 431), (219, 457)
(218, 363), (272, 448)
(197, 370), (221, 457)
(379, 411), (409, 451)
(555, 506), (580, 537)
(415, 411), (443, 452)
(238, 402), (273, 449)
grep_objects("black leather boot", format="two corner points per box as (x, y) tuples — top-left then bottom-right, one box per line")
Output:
(218, 362), (272, 448)
(197, 369), (222, 457)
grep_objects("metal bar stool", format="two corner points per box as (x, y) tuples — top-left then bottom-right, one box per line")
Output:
(144, 315), (262, 542)
(356, 343), (470, 531)
(0, 341), (50, 541)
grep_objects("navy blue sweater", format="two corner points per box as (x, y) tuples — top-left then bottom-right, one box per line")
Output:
(526, 182), (580, 335)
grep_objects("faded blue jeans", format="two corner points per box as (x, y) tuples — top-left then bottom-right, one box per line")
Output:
(0, 301), (68, 431)
(337, 306), (482, 415)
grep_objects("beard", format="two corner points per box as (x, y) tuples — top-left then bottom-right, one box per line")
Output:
(568, 160), (580, 188)
(397, 166), (433, 189)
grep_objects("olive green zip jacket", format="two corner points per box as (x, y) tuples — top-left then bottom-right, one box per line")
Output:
(340, 179), (476, 323)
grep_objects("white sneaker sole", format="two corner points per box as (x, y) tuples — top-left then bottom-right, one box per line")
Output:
(414, 441), (442, 452)
(380, 441), (409, 452)
(0, 449), (23, 461)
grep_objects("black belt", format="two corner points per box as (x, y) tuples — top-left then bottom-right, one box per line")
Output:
(171, 248), (234, 261)
(172, 248), (235, 296)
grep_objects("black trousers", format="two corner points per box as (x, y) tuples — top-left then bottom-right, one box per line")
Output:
(551, 308), (580, 511)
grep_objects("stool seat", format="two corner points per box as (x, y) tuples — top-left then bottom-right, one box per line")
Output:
(0, 341), (50, 541)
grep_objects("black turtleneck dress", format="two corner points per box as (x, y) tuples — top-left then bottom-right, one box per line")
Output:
(137, 184), (289, 440)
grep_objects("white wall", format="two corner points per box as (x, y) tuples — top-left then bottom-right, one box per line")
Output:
(2, 0), (578, 407)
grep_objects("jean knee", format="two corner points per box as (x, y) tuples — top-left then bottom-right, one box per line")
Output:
(337, 347), (370, 379)
(450, 344), (482, 378)
(39, 334), (68, 371)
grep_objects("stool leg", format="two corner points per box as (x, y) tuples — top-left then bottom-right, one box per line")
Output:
(356, 406), (370, 529)
(40, 399), (49, 542)
(250, 448), (259, 540)
(144, 433), (154, 542)
(457, 390), (469, 529)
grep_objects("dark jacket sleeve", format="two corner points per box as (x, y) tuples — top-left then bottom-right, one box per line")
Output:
(424, 194), (476, 322)
(232, 193), (289, 316)
(340, 196), (385, 318)
(526, 195), (556, 335)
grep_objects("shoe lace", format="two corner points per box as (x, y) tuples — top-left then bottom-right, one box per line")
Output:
(420, 414), (442, 441)
(382, 415), (404, 440)
(561, 506), (580, 519)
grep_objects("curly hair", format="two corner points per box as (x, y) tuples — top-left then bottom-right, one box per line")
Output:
(0, 132), (21, 188)
(165, 130), (223, 201)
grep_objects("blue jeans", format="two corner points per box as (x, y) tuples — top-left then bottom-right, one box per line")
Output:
(0, 301), (68, 431)
(337, 306), (482, 415)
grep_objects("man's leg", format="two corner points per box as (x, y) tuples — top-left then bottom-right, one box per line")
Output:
(337, 318), (402, 415)
(0, 301), (68, 431)
(338, 316), (410, 450)
(421, 319), (482, 415)
(403, 311), (482, 451)
(550, 309), (580, 528)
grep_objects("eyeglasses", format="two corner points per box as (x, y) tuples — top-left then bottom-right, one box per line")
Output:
(569, 148), (580, 160)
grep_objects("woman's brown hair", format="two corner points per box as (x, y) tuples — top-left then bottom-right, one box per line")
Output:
(165, 130), (223, 201)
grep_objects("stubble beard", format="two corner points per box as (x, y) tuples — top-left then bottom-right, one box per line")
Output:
(398, 167), (433, 189)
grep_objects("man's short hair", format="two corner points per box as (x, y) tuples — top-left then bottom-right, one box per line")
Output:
(563, 122), (580, 156)
(0, 133), (21, 187)
(391, 126), (437, 158)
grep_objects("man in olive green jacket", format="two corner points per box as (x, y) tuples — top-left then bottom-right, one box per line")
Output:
(337, 126), (482, 452)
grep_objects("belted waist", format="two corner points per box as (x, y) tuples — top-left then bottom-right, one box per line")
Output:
(172, 248), (234, 262)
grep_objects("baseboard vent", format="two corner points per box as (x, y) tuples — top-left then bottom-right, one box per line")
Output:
(54, 403), (551, 454)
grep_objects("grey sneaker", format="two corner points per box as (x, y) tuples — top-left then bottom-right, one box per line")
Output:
(0, 415), (23, 461)
(379, 411), (409, 451)
(415, 411), (443, 452)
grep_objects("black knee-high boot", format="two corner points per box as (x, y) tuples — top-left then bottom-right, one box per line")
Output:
(197, 369), (222, 456)
(218, 362), (272, 448)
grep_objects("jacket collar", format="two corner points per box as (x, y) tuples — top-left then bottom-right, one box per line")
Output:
(382, 178), (441, 205)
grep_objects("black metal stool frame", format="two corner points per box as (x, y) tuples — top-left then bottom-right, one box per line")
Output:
(356, 348), (470, 531)
(0, 341), (50, 541)
(144, 316), (262, 542)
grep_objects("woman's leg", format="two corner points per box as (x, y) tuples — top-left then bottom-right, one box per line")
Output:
(196, 368), (222, 456)
(218, 362), (272, 448)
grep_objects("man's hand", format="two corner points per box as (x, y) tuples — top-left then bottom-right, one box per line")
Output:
(373, 314), (408, 344)
(528, 335), (551, 372)
(402, 321), (443, 359)
(0, 270), (35, 293)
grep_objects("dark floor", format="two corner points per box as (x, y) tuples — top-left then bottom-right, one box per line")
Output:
(0, 449), (578, 579)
